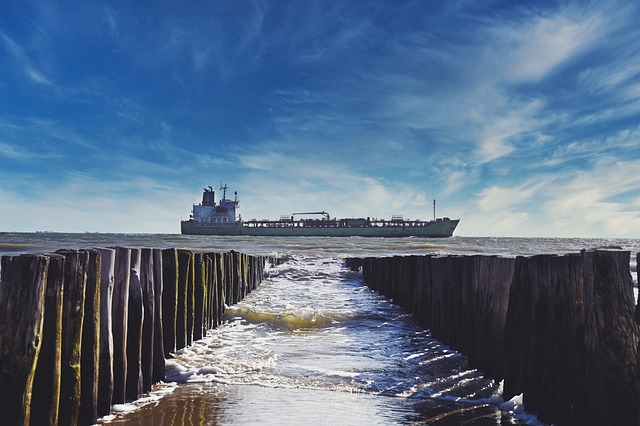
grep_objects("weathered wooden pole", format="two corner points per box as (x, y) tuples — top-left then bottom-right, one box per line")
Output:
(239, 252), (250, 298)
(581, 250), (640, 425)
(0, 254), (50, 425)
(30, 253), (65, 426)
(111, 247), (130, 404)
(126, 248), (144, 401)
(216, 253), (227, 325)
(205, 253), (217, 330)
(224, 252), (234, 306)
(230, 252), (240, 304)
(139, 248), (155, 394)
(152, 248), (165, 383)
(0, 246), (268, 423)
(162, 248), (178, 357)
(193, 253), (206, 341)
(78, 249), (101, 426)
(96, 248), (115, 417)
(411, 255), (429, 326)
(472, 255), (514, 380)
(57, 249), (89, 426)
(176, 249), (193, 351)
(186, 251), (195, 347)
(535, 253), (583, 425)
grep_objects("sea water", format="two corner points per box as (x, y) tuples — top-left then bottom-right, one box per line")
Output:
(1, 234), (639, 425)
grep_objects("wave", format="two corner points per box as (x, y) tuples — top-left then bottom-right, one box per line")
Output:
(224, 305), (334, 331)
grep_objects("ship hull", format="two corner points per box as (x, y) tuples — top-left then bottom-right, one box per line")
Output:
(181, 219), (459, 238)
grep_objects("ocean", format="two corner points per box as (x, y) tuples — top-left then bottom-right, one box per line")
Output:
(1, 234), (639, 425)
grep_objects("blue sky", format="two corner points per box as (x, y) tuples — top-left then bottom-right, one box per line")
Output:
(1, 0), (639, 236)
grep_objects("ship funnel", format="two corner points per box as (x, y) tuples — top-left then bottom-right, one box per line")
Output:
(202, 189), (215, 206)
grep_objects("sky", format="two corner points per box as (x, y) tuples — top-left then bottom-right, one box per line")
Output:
(1, 0), (640, 237)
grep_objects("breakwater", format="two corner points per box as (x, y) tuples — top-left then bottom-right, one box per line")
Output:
(346, 250), (640, 426)
(0, 247), (272, 425)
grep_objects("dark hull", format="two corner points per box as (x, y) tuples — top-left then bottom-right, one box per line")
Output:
(181, 218), (459, 237)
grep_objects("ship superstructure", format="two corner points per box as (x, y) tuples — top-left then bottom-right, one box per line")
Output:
(181, 184), (459, 237)
(190, 184), (239, 226)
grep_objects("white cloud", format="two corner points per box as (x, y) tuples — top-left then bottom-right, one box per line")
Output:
(476, 183), (539, 213)
(0, 175), (191, 233)
(496, 9), (603, 82)
(0, 142), (31, 160)
(467, 157), (640, 237)
(0, 31), (57, 89)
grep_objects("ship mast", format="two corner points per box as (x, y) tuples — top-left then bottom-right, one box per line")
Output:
(220, 182), (228, 200)
(433, 199), (436, 221)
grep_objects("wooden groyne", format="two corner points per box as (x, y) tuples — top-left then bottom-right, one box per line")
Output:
(346, 250), (640, 426)
(0, 247), (273, 425)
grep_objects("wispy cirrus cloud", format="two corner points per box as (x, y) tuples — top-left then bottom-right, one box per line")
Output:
(466, 156), (640, 237)
(0, 32), (56, 88)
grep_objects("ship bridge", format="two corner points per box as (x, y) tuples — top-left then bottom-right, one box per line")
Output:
(191, 183), (239, 224)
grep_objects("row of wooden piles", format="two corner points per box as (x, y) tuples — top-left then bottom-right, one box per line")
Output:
(345, 250), (640, 426)
(0, 247), (274, 426)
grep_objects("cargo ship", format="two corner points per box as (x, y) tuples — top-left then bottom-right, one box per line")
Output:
(180, 184), (459, 237)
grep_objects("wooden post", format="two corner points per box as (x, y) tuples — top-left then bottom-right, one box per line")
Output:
(111, 247), (130, 404)
(31, 253), (65, 426)
(535, 253), (582, 424)
(411, 255), (429, 326)
(216, 253), (226, 326)
(186, 251), (195, 347)
(152, 248), (165, 383)
(126, 248), (144, 401)
(503, 255), (544, 401)
(581, 250), (640, 425)
(96, 248), (115, 417)
(473, 256), (514, 380)
(140, 248), (155, 394)
(636, 252), (640, 327)
(224, 253), (234, 306)
(0, 245), (269, 423)
(0, 254), (50, 425)
(79, 249), (101, 425)
(57, 249), (89, 426)
(162, 248), (178, 357)
(207, 253), (218, 329)
(176, 250), (193, 351)
(194, 253), (206, 341)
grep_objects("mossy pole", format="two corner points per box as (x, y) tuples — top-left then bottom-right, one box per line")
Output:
(161, 248), (178, 357)
(240, 252), (250, 298)
(205, 254), (216, 330)
(152, 248), (165, 383)
(79, 249), (101, 425)
(57, 249), (89, 426)
(126, 248), (144, 401)
(216, 253), (226, 326)
(0, 247), (268, 422)
(186, 251), (195, 347)
(0, 254), (50, 425)
(224, 253), (234, 306)
(176, 250), (193, 351)
(140, 248), (155, 394)
(194, 253), (206, 341)
(30, 253), (65, 426)
(96, 248), (115, 417)
(111, 247), (130, 404)
(211, 253), (224, 327)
